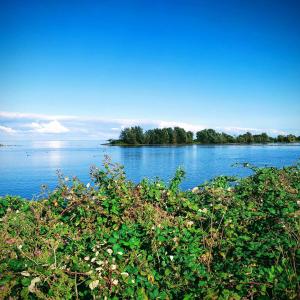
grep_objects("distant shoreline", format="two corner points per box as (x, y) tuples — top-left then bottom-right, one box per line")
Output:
(107, 126), (300, 146)
(103, 142), (300, 147)
(0, 144), (18, 147)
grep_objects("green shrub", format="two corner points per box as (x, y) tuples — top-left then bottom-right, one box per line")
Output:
(0, 159), (299, 299)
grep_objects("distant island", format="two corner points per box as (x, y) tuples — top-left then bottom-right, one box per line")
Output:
(0, 143), (17, 147)
(107, 126), (300, 145)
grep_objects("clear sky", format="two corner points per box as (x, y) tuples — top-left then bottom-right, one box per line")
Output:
(0, 0), (300, 140)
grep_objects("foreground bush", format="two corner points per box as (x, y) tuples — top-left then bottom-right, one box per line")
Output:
(0, 159), (299, 299)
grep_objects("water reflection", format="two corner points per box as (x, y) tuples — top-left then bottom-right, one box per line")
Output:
(46, 141), (64, 149)
(48, 151), (62, 166)
(31, 140), (65, 149)
(0, 142), (299, 198)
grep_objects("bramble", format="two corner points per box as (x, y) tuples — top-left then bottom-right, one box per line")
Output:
(0, 159), (299, 299)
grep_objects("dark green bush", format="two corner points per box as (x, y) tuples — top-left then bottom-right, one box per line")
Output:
(0, 159), (299, 299)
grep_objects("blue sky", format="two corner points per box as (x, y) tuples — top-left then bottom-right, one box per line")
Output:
(0, 0), (300, 140)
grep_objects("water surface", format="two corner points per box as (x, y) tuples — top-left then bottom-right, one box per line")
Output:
(0, 140), (299, 199)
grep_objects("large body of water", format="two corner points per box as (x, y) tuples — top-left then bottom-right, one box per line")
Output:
(0, 140), (299, 199)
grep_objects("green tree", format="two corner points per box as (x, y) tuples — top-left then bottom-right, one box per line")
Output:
(134, 126), (144, 144)
(166, 128), (175, 144)
(186, 131), (194, 143)
(253, 133), (270, 143)
(196, 129), (222, 144)
(174, 127), (187, 144)
(161, 128), (170, 144)
(276, 135), (286, 143)
(286, 134), (296, 143)
(236, 132), (254, 144)
(120, 128), (136, 144)
(220, 133), (235, 143)
(119, 126), (145, 145)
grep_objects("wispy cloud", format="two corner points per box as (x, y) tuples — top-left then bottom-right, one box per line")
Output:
(157, 121), (205, 132)
(0, 111), (296, 140)
(26, 120), (70, 134)
(0, 125), (16, 134)
(0, 111), (76, 121)
(218, 127), (288, 136)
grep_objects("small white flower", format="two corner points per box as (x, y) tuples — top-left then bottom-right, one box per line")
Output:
(112, 279), (118, 286)
(121, 272), (129, 277)
(186, 220), (194, 227)
(84, 256), (90, 261)
(117, 251), (123, 255)
(106, 248), (113, 255)
(192, 187), (199, 194)
(18, 245), (23, 250)
(21, 271), (30, 277)
(297, 200), (300, 206)
(28, 277), (41, 293)
(169, 255), (174, 261)
(96, 260), (104, 265)
(91, 257), (96, 263)
(89, 280), (99, 290)
(131, 279), (135, 283)
(111, 264), (117, 270)
(95, 251), (99, 256)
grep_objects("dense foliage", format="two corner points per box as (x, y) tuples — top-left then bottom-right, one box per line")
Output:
(109, 126), (300, 145)
(110, 126), (193, 145)
(0, 159), (299, 299)
(196, 130), (273, 144)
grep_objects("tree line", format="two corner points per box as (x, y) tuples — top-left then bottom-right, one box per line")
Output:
(109, 126), (193, 145)
(108, 126), (300, 145)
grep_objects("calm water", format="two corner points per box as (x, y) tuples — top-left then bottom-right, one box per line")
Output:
(0, 140), (300, 199)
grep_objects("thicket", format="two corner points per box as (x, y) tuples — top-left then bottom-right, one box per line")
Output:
(109, 126), (300, 145)
(0, 159), (299, 299)
(110, 126), (193, 145)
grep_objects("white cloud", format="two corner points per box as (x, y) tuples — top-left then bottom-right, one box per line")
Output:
(0, 111), (297, 139)
(28, 120), (70, 134)
(268, 129), (288, 135)
(0, 111), (155, 127)
(0, 125), (16, 134)
(0, 111), (75, 121)
(219, 127), (288, 135)
(157, 121), (205, 132)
